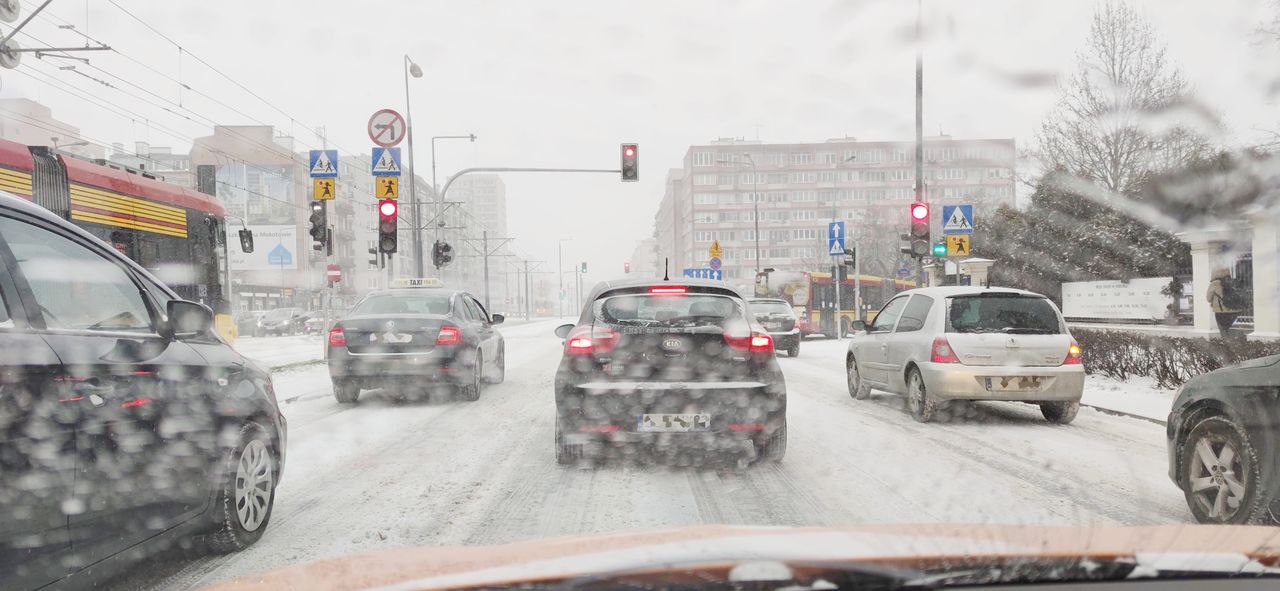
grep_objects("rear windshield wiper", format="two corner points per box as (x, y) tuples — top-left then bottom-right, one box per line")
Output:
(1000, 327), (1056, 334)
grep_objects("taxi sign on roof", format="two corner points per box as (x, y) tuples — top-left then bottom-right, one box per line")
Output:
(390, 277), (443, 288)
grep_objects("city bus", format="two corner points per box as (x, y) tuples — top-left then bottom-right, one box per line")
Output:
(755, 269), (915, 337)
(0, 138), (238, 340)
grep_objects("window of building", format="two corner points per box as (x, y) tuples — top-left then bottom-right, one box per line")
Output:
(766, 173), (788, 184)
(718, 211), (740, 222)
(768, 153), (787, 166)
(843, 170), (859, 182)
(790, 153), (814, 165)
(691, 152), (715, 167)
(717, 173), (737, 185)
(767, 210), (790, 222)
(943, 147), (959, 161)
(695, 231), (713, 242)
(890, 169), (912, 181)
(794, 247), (816, 258)
(768, 230), (790, 242)
(694, 214), (715, 224)
(842, 149), (857, 162)
(868, 189), (886, 202)
(693, 174), (715, 186)
(819, 152), (837, 164)
(790, 172), (816, 183)
(862, 171), (886, 183)
(891, 149), (910, 162)
(794, 211), (817, 222)
(861, 149), (883, 163)
(767, 192), (789, 203)
(743, 230), (755, 241)
(768, 248), (791, 258)
(817, 171), (837, 183)
(793, 228), (818, 239)
(794, 190), (817, 202)
(693, 192), (717, 204)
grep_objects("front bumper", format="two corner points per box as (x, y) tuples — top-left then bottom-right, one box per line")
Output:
(918, 362), (1085, 402)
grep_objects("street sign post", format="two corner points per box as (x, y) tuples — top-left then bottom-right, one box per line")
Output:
(308, 150), (338, 178)
(941, 204), (974, 235)
(371, 147), (403, 176)
(827, 221), (846, 255)
(367, 109), (407, 148)
(682, 268), (723, 281)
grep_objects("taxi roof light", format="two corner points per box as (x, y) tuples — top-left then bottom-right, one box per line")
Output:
(390, 277), (444, 288)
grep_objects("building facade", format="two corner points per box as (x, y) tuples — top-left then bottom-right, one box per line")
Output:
(0, 98), (105, 160)
(653, 136), (1016, 288)
(108, 142), (194, 189)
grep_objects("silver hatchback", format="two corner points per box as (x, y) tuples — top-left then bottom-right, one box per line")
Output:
(845, 286), (1085, 424)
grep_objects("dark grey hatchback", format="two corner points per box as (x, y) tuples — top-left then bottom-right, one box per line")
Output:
(553, 278), (787, 466)
(0, 192), (286, 590)
(1167, 354), (1280, 525)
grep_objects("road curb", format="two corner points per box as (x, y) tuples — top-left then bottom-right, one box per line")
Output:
(1081, 403), (1167, 426)
(267, 359), (325, 373)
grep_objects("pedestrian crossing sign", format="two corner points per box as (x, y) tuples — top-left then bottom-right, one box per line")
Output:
(946, 234), (971, 257)
(376, 176), (400, 200)
(371, 147), (402, 176)
(942, 204), (974, 235)
(309, 150), (338, 178)
(313, 178), (336, 200)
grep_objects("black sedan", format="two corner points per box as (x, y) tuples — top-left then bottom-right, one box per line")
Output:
(326, 284), (505, 403)
(748, 298), (801, 357)
(1167, 354), (1280, 524)
(553, 278), (787, 466)
(0, 191), (286, 590)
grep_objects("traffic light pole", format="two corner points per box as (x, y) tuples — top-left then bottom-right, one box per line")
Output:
(913, 0), (925, 283)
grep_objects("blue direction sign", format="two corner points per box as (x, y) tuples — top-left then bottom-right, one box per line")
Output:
(942, 204), (974, 235)
(827, 221), (846, 256)
(682, 268), (723, 281)
(370, 147), (402, 177)
(308, 150), (338, 178)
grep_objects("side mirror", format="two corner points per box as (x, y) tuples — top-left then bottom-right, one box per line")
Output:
(850, 320), (867, 332)
(238, 229), (255, 253)
(490, 314), (505, 325)
(554, 323), (574, 339)
(167, 300), (214, 340)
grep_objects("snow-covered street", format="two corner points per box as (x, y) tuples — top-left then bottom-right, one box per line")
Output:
(110, 320), (1191, 590)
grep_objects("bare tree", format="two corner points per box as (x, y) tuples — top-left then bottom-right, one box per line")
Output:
(1035, 1), (1214, 195)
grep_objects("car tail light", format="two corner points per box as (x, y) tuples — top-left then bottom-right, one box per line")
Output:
(725, 331), (774, 353)
(566, 327), (619, 356)
(437, 325), (462, 346)
(649, 286), (687, 294)
(931, 336), (960, 363)
(327, 326), (346, 346)
(1064, 339), (1083, 365)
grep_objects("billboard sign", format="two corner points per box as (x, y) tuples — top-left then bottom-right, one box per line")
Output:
(230, 225), (298, 271)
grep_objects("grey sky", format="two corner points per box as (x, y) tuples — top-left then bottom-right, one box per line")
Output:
(3, 0), (1275, 287)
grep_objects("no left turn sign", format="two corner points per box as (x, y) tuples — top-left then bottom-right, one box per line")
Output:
(367, 109), (407, 148)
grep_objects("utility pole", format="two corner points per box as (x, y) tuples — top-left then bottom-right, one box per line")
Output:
(913, 0), (925, 282)
(482, 230), (489, 310)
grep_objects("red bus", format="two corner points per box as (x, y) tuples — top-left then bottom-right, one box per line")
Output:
(755, 269), (914, 337)
(0, 138), (237, 338)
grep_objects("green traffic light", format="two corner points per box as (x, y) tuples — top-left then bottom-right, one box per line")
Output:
(932, 243), (947, 257)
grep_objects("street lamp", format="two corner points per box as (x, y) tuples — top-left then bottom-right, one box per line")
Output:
(431, 133), (478, 243)
(404, 54), (425, 277)
(558, 238), (572, 317)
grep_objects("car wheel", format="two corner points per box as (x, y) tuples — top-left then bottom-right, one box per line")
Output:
(847, 356), (870, 400)
(755, 421), (787, 462)
(1040, 401), (1079, 424)
(334, 380), (359, 404)
(906, 369), (936, 423)
(458, 350), (482, 401)
(195, 422), (276, 554)
(1180, 415), (1269, 524)
(555, 420), (582, 465)
(788, 341), (800, 357)
(484, 345), (506, 384)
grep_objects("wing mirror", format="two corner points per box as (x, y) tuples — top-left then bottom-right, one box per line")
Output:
(167, 300), (214, 340)
(850, 320), (867, 333)
(554, 324), (574, 339)
(490, 314), (505, 325)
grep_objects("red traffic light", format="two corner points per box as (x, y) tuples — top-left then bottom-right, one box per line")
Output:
(379, 199), (398, 218)
(624, 146), (635, 158)
(910, 202), (929, 221)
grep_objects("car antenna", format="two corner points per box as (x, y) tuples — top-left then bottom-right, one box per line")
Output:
(663, 257), (670, 281)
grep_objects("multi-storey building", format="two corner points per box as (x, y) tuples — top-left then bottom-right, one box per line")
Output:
(108, 143), (194, 189)
(0, 98), (104, 160)
(653, 136), (1016, 286)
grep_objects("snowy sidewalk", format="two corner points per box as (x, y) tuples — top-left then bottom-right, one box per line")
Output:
(1080, 374), (1175, 424)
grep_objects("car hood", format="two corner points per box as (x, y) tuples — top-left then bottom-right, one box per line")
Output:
(204, 524), (1280, 590)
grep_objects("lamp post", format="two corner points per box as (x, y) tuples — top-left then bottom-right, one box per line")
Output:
(430, 134), (477, 242)
(558, 238), (572, 317)
(403, 55), (424, 276)
(742, 153), (760, 274)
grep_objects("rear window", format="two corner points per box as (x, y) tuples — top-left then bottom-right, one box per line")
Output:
(352, 294), (452, 315)
(947, 294), (1062, 335)
(596, 293), (744, 328)
(750, 301), (794, 317)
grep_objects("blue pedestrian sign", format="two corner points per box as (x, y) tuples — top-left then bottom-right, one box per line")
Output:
(941, 204), (974, 235)
(682, 268), (723, 281)
(308, 150), (338, 178)
(827, 221), (846, 256)
(370, 147), (402, 176)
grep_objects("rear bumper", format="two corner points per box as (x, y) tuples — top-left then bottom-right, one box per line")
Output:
(557, 380), (786, 437)
(328, 347), (468, 383)
(765, 329), (801, 348)
(918, 362), (1085, 402)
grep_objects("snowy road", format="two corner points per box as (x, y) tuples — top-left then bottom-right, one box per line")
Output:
(111, 319), (1190, 590)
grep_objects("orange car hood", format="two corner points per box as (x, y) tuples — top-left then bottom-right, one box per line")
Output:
(207, 523), (1280, 591)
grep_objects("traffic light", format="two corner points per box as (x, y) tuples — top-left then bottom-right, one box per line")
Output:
(624, 261), (631, 274)
(620, 143), (639, 182)
(432, 240), (454, 268)
(580, 262), (588, 273)
(909, 202), (930, 258)
(309, 201), (327, 251)
(378, 199), (398, 254)
(932, 242), (947, 257)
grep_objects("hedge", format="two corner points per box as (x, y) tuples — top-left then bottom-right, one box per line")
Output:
(1072, 328), (1280, 389)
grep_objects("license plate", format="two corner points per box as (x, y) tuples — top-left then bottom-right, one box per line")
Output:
(984, 376), (1044, 392)
(765, 322), (781, 330)
(637, 413), (711, 432)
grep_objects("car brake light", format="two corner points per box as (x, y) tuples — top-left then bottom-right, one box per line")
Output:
(327, 326), (346, 346)
(649, 286), (687, 294)
(931, 336), (960, 363)
(1064, 339), (1083, 365)
(437, 325), (462, 345)
(725, 331), (774, 353)
(566, 327), (619, 356)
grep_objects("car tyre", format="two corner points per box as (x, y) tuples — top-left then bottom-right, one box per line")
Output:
(1040, 401), (1079, 424)
(194, 422), (277, 554)
(458, 350), (482, 401)
(334, 380), (359, 404)
(787, 340), (800, 357)
(755, 421), (787, 462)
(906, 368), (936, 423)
(847, 356), (870, 400)
(484, 344), (506, 384)
(555, 420), (582, 465)
(1180, 415), (1269, 524)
